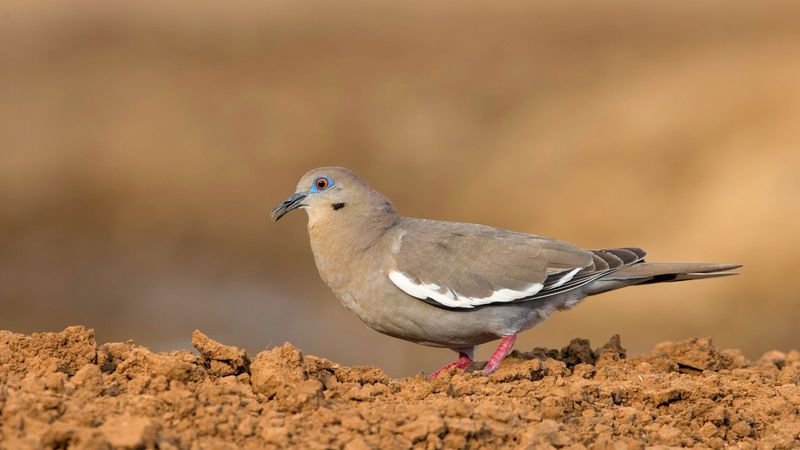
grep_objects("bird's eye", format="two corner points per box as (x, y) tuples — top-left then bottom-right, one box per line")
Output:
(313, 176), (330, 191)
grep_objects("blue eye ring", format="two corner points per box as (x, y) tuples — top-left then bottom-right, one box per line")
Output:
(311, 176), (333, 192)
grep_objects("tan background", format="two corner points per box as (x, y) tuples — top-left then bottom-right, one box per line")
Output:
(1, 0), (798, 376)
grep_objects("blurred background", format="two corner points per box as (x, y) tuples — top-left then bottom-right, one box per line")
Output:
(1, 0), (798, 376)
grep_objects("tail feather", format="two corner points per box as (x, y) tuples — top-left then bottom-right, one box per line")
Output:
(662, 272), (739, 282)
(607, 262), (742, 280)
(584, 262), (742, 295)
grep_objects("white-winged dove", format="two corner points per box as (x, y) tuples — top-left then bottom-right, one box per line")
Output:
(272, 167), (740, 378)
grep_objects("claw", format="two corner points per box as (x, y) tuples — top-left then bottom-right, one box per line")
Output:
(428, 352), (473, 380)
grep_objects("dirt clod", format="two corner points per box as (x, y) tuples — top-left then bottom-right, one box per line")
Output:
(1, 327), (799, 449)
(191, 330), (249, 377)
(101, 415), (160, 449)
(654, 337), (732, 372)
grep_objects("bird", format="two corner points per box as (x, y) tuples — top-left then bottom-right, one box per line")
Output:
(271, 167), (741, 379)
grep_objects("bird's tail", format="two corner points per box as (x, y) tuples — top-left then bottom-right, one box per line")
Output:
(585, 262), (742, 295)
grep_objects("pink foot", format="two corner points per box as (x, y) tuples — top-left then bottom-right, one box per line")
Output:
(482, 334), (517, 375)
(428, 352), (473, 380)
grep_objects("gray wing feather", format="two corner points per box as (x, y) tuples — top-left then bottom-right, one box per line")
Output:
(389, 219), (631, 308)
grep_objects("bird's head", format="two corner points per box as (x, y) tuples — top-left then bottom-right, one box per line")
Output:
(271, 167), (395, 223)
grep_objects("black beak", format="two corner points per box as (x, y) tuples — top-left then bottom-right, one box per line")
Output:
(271, 192), (307, 222)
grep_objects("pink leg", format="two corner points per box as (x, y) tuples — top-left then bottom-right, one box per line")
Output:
(482, 334), (517, 375)
(428, 352), (473, 380)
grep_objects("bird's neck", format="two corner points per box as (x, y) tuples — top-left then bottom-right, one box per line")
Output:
(308, 201), (398, 253)
(306, 201), (398, 292)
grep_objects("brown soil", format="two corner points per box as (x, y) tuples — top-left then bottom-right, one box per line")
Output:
(1, 327), (798, 449)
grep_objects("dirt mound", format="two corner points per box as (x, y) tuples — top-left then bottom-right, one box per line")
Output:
(1, 327), (798, 449)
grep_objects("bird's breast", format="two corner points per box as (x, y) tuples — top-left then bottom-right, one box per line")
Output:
(308, 227), (369, 298)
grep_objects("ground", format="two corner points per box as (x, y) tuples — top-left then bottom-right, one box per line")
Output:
(0, 327), (798, 449)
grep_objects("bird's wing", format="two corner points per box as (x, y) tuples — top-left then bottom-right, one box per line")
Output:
(388, 219), (644, 309)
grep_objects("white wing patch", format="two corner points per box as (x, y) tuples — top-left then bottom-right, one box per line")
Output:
(549, 268), (581, 288)
(388, 271), (544, 309)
